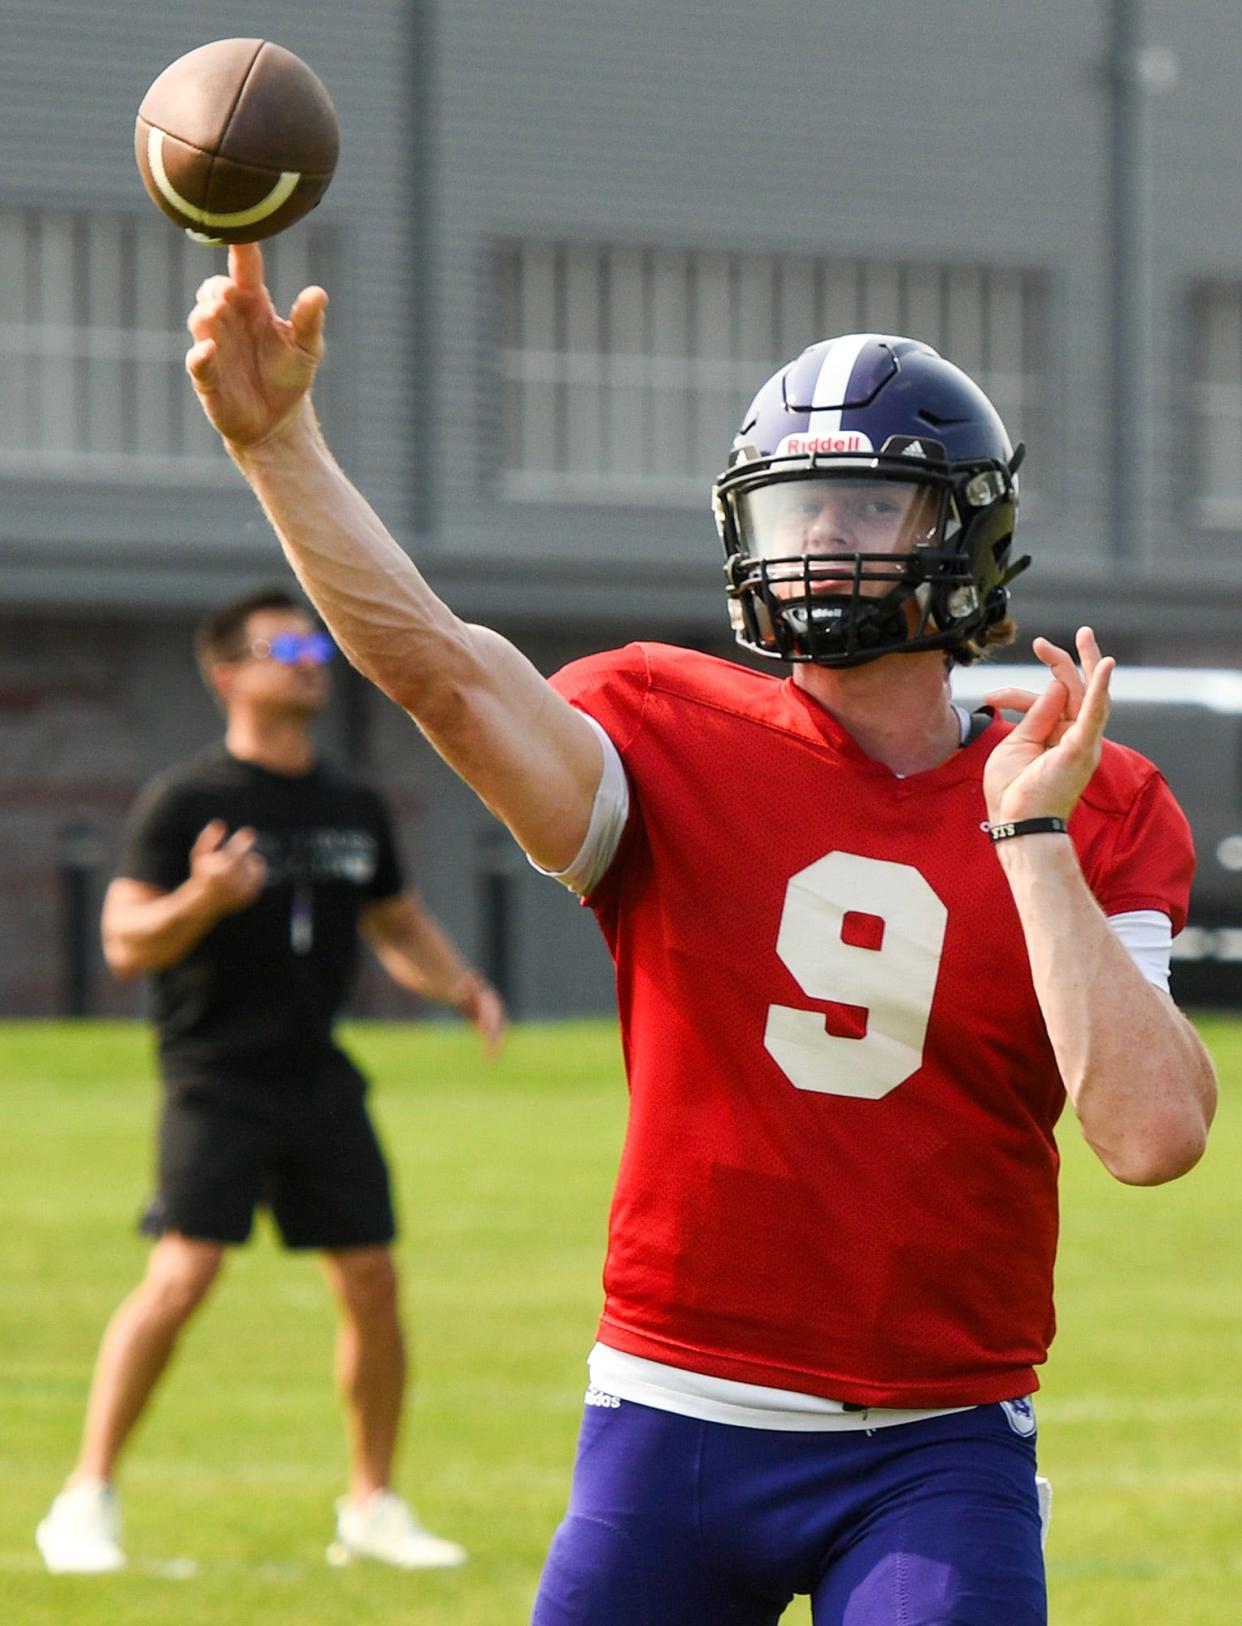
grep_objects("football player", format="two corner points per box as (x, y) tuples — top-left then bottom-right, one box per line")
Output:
(182, 249), (1216, 1625)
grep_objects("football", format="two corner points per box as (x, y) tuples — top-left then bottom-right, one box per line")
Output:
(135, 38), (339, 245)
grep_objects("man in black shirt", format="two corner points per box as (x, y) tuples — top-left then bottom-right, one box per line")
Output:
(37, 587), (505, 1575)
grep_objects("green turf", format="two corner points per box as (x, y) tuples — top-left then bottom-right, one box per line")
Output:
(0, 1016), (1238, 1624)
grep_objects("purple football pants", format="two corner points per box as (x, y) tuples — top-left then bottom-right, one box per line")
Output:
(530, 1394), (1046, 1626)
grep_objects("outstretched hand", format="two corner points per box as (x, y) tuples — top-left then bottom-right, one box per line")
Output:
(185, 242), (327, 450)
(981, 627), (1116, 826)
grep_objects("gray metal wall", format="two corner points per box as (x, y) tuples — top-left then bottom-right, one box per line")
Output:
(4, 1), (1242, 1015)
(433, 0), (1098, 574)
(425, 0), (1242, 642)
(7, 1), (1242, 614)
(0, 0), (415, 606)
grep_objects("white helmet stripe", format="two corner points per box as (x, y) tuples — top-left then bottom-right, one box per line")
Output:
(806, 334), (875, 438)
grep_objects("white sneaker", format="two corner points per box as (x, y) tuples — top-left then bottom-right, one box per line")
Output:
(36, 1480), (126, 1574)
(326, 1490), (466, 1569)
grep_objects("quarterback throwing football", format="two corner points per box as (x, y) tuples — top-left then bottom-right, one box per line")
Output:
(184, 246), (1216, 1626)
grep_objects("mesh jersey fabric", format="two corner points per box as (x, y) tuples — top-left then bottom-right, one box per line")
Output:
(549, 643), (1194, 1408)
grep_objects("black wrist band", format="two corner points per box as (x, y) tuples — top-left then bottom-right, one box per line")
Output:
(989, 816), (1070, 843)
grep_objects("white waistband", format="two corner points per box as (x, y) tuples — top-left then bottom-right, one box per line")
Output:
(588, 1344), (974, 1433)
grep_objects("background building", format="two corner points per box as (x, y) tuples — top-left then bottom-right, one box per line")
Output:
(2, 0), (1242, 1016)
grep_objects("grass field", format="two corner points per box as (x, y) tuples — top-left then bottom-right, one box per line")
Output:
(0, 1016), (1238, 1625)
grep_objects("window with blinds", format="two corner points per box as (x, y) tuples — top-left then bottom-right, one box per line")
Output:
(1192, 281), (1242, 527)
(0, 208), (334, 481)
(498, 244), (1048, 506)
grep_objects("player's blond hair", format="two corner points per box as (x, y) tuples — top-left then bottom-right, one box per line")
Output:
(954, 613), (1019, 666)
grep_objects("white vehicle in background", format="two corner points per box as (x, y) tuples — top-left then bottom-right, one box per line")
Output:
(951, 665), (1242, 999)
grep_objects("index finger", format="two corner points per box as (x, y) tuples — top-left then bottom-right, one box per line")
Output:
(1075, 625), (1105, 683)
(1075, 652), (1116, 737)
(228, 242), (266, 291)
(191, 818), (228, 854)
(1031, 636), (1086, 717)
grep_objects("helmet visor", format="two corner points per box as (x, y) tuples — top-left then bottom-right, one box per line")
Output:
(733, 476), (942, 578)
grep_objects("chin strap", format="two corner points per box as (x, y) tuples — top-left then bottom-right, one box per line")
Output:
(997, 553), (1032, 590)
(983, 550), (1032, 625)
(994, 552), (1033, 598)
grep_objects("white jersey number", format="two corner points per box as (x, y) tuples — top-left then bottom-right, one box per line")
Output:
(764, 851), (948, 1100)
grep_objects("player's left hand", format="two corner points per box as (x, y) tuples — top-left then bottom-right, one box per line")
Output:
(456, 973), (508, 1059)
(981, 626), (1115, 825)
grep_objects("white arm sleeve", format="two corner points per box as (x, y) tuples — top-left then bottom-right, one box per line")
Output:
(1108, 909), (1174, 993)
(527, 713), (630, 897)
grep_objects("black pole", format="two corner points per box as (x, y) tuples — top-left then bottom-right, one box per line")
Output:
(408, 0), (437, 539)
(57, 821), (103, 1017)
(479, 869), (514, 1015)
(476, 828), (517, 1015)
(339, 660), (372, 771)
(1107, 3), (1176, 565)
(1108, 0), (1147, 566)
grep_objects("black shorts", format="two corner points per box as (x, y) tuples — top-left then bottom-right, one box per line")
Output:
(142, 1050), (397, 1250)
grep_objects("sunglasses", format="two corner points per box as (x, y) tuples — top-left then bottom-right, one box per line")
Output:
(247, 631), (336, 666)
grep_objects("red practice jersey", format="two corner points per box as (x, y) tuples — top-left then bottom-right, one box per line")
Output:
(551, 644), (1194, 1409)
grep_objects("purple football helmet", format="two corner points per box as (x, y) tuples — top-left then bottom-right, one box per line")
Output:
(712, 334), (1029, 667)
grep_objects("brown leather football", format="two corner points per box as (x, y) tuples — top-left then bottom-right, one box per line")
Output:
(135, 38), (339, 245)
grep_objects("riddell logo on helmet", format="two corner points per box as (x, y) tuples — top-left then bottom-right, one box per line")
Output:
(778, 432), (875, 456)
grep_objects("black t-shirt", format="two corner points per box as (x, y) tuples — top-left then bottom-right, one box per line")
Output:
(120, 745), (403, 1082)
